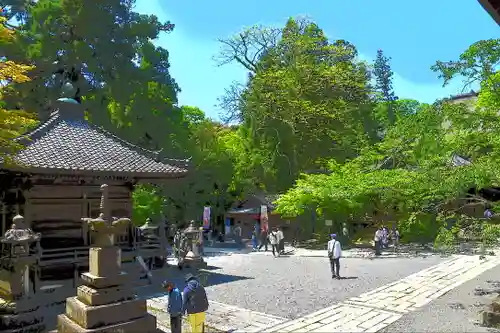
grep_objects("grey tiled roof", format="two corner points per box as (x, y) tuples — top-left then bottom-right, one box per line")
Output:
(7, 105), (189, 177)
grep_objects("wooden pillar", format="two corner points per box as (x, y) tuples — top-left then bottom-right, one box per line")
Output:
(1, 201), (5, 237)
(24, 190), (31, 228)
(15, 188), (19, 215)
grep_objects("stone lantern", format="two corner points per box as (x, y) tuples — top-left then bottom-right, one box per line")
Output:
(57, 184), (158, 332)
(0, 215), (45, 332)
(182, 220), (207, 268)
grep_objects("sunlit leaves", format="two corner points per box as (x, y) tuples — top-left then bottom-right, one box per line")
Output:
(431, 39), (500, 88)
(237, 18), (376, 192)
(0, 16), (38, 162)
(276, 38), (500, 232)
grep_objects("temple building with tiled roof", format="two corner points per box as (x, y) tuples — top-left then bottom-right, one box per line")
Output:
(7, 99), (188, 179)
(0, 86), (189, 279)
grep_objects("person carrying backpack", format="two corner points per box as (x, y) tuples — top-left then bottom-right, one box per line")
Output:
(183, 274), (209, 333)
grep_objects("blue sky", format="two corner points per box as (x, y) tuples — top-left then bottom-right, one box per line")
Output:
(135, 0), (498, 120)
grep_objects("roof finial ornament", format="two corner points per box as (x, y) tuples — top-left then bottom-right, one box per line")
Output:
(154, 148), (164, 162)
(53, 64), (82, 104)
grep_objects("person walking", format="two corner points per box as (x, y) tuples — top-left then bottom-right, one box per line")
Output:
(276, 227), (285, 254)
(233, 223), (242, 247)
(251, 231), (258, 251)
(183, 274), (209, 333)
(374, 227), (383, 256)
(382, 226), (389, 249)
(327, 233), (342, 279)
(391, 227), (400, 252)
(269, 228), (279, 257)
(258, 228), (269, 252)
(162, 281), (183, 333)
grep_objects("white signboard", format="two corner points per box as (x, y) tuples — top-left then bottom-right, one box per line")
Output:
(325, 219), (333, 226)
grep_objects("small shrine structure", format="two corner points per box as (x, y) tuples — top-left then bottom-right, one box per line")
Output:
(0, 80), (189, 279)
(57, 184), (158, 332)
(0, 215), (44, 332)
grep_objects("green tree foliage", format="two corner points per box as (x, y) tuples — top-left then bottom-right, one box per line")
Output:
(373, 49), (398, 127)
(218, 18), (379, 193)
(159, 106), (246, 224)
(431, 39), (500, 89)
(132, 184), (163, 226)
(1, 0), (185, 155)
(0, 16), (38, 161)
(275, 39), (500, 245)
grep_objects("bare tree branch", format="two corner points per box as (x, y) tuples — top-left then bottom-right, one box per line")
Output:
(217, 81), (246, 124)
(213, 24), (281, 74)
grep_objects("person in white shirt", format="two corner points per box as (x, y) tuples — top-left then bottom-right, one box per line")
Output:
(268, 228), (279, 257)
(374, 227), (383, 256)
(327, 234), (342, 279)
(276, 227), (285, 254)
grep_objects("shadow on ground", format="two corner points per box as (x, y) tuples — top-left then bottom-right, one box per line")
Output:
(39, 264), (252, 331)
(137, 265), (253, 299)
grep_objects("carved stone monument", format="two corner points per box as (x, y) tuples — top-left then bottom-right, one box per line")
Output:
(57, 184), (159, 332)
(182, 221), (207, 269)
(0, 215), (44, 333)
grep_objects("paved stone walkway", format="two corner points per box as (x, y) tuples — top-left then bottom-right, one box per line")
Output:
(262, 254), (500, 332)
(147, 296), (286, 332)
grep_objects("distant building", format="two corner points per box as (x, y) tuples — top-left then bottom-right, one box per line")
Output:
(447, 91), (479, 105)
(478, 0), (500, 25)
(225, 194), (299, 239)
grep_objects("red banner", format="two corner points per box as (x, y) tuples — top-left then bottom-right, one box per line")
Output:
(203, 206), (211, 229)
(260, 205), (269, 231)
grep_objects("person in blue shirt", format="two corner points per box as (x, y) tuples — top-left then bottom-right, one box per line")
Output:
(162, 281), (183, 333)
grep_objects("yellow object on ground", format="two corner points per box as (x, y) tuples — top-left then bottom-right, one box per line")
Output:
(188, 312), (206, 333)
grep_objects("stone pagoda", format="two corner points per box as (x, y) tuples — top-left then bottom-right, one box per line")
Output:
(0, 215), (44, 332)
(57, 184), (158, 332)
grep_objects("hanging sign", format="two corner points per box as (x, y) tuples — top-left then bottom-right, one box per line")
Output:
(203, 206), (211, 229)
(260, 205), (269, 231)
(224, 218), (231, 235)
(325, 220), (333, 226)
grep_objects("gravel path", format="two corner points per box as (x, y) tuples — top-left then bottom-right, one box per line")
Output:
(196, 254), (444, 319)
(381, 262), (500, 333)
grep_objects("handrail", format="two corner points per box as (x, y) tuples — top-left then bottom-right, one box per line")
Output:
(39, 240), (165, 265)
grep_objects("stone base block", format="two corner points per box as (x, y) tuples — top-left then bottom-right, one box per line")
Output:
(57, 313), (157, 333)
(482, 310), (500, 327)
(184, 256), (207, 269)
(0, 297), (40, 314)
(0, 311), (44, 330)
(0, 322), (45, 333)
(89, 247), (121, 277)
(77, 285), (135, 306)
(80, 272), (128, 289)
(65, 296), (147, 329)
(0, 270), (24, 301)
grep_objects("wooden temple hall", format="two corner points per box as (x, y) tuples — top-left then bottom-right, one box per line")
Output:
(0, 91), (189, 279)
